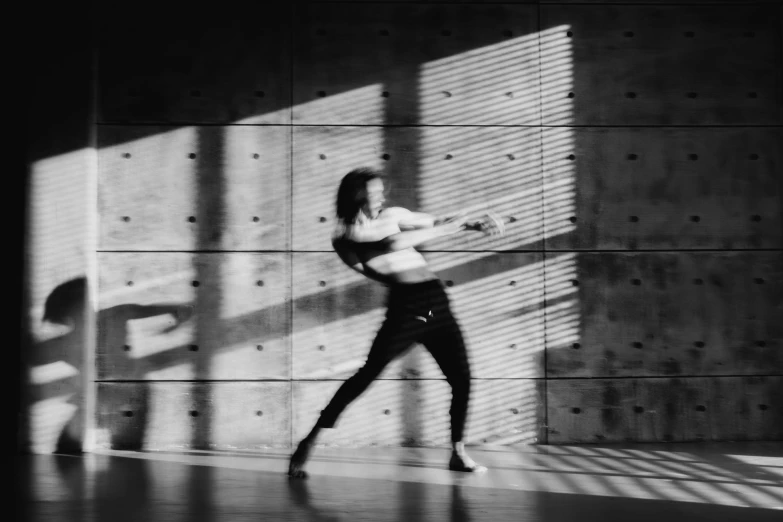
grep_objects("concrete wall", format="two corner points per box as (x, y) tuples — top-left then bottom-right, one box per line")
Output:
(22, 0), (783, 452)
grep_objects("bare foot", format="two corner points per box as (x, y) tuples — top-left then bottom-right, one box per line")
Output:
(449, 452), (487, 473)
(288, 438), (314, 479)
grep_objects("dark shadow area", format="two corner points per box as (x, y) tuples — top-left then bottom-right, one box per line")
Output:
(34, 277), (194, 451)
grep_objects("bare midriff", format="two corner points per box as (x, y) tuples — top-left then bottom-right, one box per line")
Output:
(361, 247), (438, 284)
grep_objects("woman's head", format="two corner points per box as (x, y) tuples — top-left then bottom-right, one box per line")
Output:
(335, 167), (385, 222)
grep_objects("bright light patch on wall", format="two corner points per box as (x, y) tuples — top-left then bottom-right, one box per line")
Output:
(98, 126), (199, 250)
(292, 124), (385, 251)
(419, 33), (540, 125)
(292, 84), (386, 127)
(29, 149), (91, 308)
(30, 361), (80, 385)
(29, 396), (78, 454)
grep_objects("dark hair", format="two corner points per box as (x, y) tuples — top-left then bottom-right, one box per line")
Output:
(335, 167), (383, 223)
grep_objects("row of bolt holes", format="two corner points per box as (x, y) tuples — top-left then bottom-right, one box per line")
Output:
(121, 404), (771, 418)
(122, 407), (525, 418)
(122, 277), (767, 288)
(120, 214), (765, 224)
(148, 90), (762, 99)
(571, 404), (770, 414)
(309, 29), (758, 39)
(122, 410), (264, 417)
(120, 153), (764, 161)
(571, 340), (769, 350)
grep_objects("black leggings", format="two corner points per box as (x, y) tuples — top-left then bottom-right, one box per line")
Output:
(316, 279), (472, 442)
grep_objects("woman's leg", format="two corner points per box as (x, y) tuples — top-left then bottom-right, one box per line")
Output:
(289, 318), (415, 478)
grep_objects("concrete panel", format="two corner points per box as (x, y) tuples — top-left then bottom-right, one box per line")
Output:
(98, 253), (290, 380)
(96, 2), (290, 124)
(95, 382), (290, 450)
(540, 4), (783, 125)
(293, 126), (544, 251)
(292, 252), (545, 380)
(98, 125), (290, 251)
(293, 379), (544, 446)
(545, 252), (783, 378)
(547, 376), (783, 443)
(543, 127), (783, 250)
(293, 2), (540, 125)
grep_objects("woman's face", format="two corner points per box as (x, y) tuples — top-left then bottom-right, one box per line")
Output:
(364, 178), (386, 218)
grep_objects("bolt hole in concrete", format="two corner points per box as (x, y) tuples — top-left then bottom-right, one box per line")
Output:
(571, 408), (581, 414)
(190, 411), (199, 417)
(379, 29), (389, 36)
(572, 343), (581, 349)
(629, 216), (639, 222)
(192, 281), (200, 287)
(126, 281), (134, 287)
(188, 216), (196, 223)
(252, 153), (260, 159)
(255, 90), (265, 98)
(694, 341), (705, 348)
(257, 280), (264, 286)
(122, 152), (131, 158)
(627, 153), (638, 160)
(756, 340), (767, 347)
(626, 92), (636, 98)
(257, 345), (263, 351)
(690, 215), (701, 222)
(634, 406), (644, 413)
(382, 91), (390, 97)
(123, 411), (133, 417)
(122, 216), (131, 222)
(631, 279), (641, 285)
(633, 342), (643, 349)
(382, 154), (390, 160)
(253, 216), (260, 222)
(624, 31), (634, 37)
(696, 405), (706, 412)
(754, 278), (765, 284)
(189, 345), (198, 351)
(319, 281), (326, 287)
(256, 411), (263, 416)
(446, 280), (454, 287)
(123, 345), (131, 351)
(685, 31), (695, 37)
(567, 92), (575, 98)
(318, 345), (326, 351)
(188, 153), (197, 159)
(384, 409), (391, 415)
(569, 216), (577, 223)
(693, 278), (703, 285)
(319, 153), (327, 160)
(317, 91), (326, 97)
(319, 217), (327, 223)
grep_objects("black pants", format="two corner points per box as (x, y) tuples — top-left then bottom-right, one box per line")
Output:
(316, 279), (472, 442)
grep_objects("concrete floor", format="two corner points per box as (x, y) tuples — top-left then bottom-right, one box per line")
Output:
(17, 442), (783, 521)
